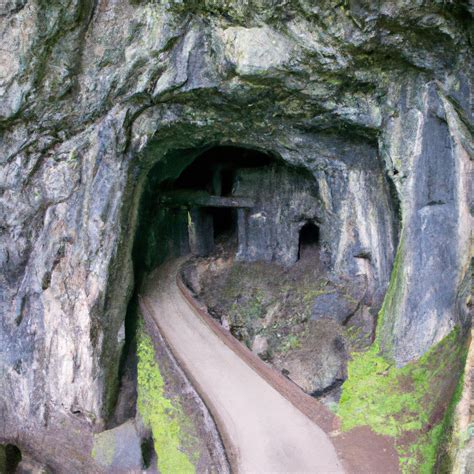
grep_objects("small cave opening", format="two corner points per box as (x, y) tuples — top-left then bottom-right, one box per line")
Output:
(1, 444), (22, 473)
(298, 221), (320, 261)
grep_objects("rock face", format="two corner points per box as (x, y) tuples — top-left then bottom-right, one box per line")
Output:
(0, 0), (472, 469)
(235, 165), (324, 266)
(279, 320), (348, 397)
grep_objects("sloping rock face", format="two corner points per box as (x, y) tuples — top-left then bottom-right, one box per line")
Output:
(0, 0), (471, 468)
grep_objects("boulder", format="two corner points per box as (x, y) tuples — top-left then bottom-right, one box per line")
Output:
(251, 335), (269, 358)
(279, 321), (348, 395)
(92, 420), (144, 472)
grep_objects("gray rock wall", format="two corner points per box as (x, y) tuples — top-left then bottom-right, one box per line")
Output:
(379, 79), (473, 365)
(235, 165), (323, 266)
(0, 0), (471, 467)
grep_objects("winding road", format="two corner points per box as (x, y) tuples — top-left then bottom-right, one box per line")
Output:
(140, 259), (344, 473)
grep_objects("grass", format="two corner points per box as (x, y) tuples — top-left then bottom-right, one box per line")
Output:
(137, 324), (196, 474)
(230, 289), (266, 322)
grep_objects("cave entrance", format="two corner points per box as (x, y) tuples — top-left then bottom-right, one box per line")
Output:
(115, 145), (321, 425)
(298, 221), (320, 260)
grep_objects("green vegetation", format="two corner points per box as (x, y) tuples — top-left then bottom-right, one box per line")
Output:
(375, 235), (404, 352)
(338, 236), (467, 471)
(230, 289), (266, 322)
(338, 328), (466, 473)
(137, 324), (196, 474)
(281, 334), (301, 353)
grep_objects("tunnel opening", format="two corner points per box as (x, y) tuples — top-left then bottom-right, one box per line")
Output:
(112, 145), (276, 425)
(298, 221), (320, 261)
(155, 146), (273, 259)
(209, 207), (237, 240)
(111, 134), (403, 434)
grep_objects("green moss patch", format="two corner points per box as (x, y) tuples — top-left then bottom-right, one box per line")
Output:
(338, 328), (466, 473)
(137, 324), (197, 474)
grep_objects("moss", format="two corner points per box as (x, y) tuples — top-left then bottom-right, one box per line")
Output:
(137, 325), (196, 474)
(338, 232), (467, 471)
(338, 328), (466, 472)
(344, 325), (362, 343)
(375, 235), (404, 353)
(399, 369), (465, 473)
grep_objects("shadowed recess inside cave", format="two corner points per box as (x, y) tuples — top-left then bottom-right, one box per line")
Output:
(298, 221), (320, 261)
(115, 140), (400, 433)
(0, 444), (22, 474)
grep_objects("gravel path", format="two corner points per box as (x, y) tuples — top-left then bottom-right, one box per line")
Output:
(141, 259), (344, 474)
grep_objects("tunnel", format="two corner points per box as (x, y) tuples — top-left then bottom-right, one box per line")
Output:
(113, 144), (323, 425)
(0, 444), (22, 473)
(152, 146), (274, 260)
(298, 221), (320, 261)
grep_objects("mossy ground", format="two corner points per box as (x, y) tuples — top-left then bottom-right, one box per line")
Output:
(137, 322), (198, 474)
(338, 329), (466, 473)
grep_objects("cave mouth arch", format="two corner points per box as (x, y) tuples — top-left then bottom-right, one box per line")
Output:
(298, 221), (320, 261)
(1, 444), (22, 473)
(112, 145), (280, 425)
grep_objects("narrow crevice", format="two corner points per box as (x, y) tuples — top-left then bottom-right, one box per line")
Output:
(310, 378), (345, 398)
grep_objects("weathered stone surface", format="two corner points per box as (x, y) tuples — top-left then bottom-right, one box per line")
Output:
(92, 420), (143, 472)
(235, 164), (325, 266)
(251, 335), (269, 358)
(279, 320), (348, 396)
(0, 0), (471, 468)
(311, 274), (367, 324)
(16, 455), (49, 474)
(379, 81), (473, 365)
(311, 291), (359, 325)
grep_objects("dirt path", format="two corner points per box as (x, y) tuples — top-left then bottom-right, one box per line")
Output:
(141, 259), (344, 473)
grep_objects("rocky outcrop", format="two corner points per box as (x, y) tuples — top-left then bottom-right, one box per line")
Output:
(379, 80), (473, 365)
(0, 0), (471, 468)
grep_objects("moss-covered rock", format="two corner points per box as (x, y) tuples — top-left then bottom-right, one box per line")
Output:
(137, 324), (198, 473)
(338, 328), (467, 472)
